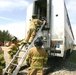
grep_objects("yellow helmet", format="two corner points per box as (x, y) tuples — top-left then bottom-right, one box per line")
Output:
(12, 36), (17, 42)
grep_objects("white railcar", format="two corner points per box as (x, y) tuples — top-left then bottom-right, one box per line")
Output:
(25, 0), (74, 58)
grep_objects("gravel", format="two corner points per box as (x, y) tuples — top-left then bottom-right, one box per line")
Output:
(49, 57), (76, 75)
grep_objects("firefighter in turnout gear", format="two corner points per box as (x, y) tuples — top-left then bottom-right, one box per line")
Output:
(7, 36), (20, 73)
(22, 14), (43, 44)
(26, 37), (48, 75)
(0, 47), (6, 75)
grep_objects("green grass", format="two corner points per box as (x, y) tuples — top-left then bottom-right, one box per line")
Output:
(69, 50), (76, 64)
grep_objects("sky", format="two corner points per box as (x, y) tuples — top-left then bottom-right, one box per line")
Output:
(0, 0), (76, 40)
(0, 0), (34, 40)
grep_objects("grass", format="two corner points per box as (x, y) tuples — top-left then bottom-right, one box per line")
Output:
(69, 50), (76, 64)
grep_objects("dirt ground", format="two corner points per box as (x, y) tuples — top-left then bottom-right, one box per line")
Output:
(1, 46), (9, 66)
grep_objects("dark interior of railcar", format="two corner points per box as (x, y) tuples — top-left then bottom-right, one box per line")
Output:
(34, 0), (47, 20)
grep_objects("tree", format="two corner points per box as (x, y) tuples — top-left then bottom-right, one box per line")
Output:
(0, 30), (12, 43)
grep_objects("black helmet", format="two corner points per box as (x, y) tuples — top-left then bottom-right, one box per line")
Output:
(34, 37), (43, 47)
(12, 36), (17, 42)
(32, 14), (37, 18)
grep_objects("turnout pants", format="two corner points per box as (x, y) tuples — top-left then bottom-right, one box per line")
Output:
(0, 69), (3, 75)
(27, 68), (43, 75)
(25, 29), (36, 43)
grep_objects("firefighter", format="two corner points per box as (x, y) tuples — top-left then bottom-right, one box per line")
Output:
(22, 14), (43, 45)
(26, 37), (48, 75)
(0, 47), (6, 75)
(7, 36), (20, 73)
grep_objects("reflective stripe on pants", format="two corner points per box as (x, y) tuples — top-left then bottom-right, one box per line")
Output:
(28, 68), (43, 75)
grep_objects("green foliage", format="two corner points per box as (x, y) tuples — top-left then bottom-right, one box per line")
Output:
(69, 50), (76, 64)
(0, 30), (12, 42)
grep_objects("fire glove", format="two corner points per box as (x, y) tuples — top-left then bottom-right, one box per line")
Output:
(20, 40), (27, 45)
(41, 17), (46, 21)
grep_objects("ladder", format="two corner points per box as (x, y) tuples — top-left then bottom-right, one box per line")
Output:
(3, 20), (46, 75)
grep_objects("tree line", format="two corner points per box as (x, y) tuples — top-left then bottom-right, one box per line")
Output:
(0, 30), (12, 43)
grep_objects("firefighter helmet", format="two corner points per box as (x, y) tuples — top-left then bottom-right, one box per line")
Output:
(32, 14), (37, 18)
(12, 36), (17, 42)
(34, 37), (43, 47)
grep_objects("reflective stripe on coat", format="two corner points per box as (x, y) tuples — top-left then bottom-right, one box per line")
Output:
(26, 46), (48, 69)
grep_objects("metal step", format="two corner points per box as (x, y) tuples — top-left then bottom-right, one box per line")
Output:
(21, 50), (26, 52)
(16, 56), (22, 58)
(5, 71), (11, 74)
(10, 63), (17, 66)
(42, 27), (50, 30)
